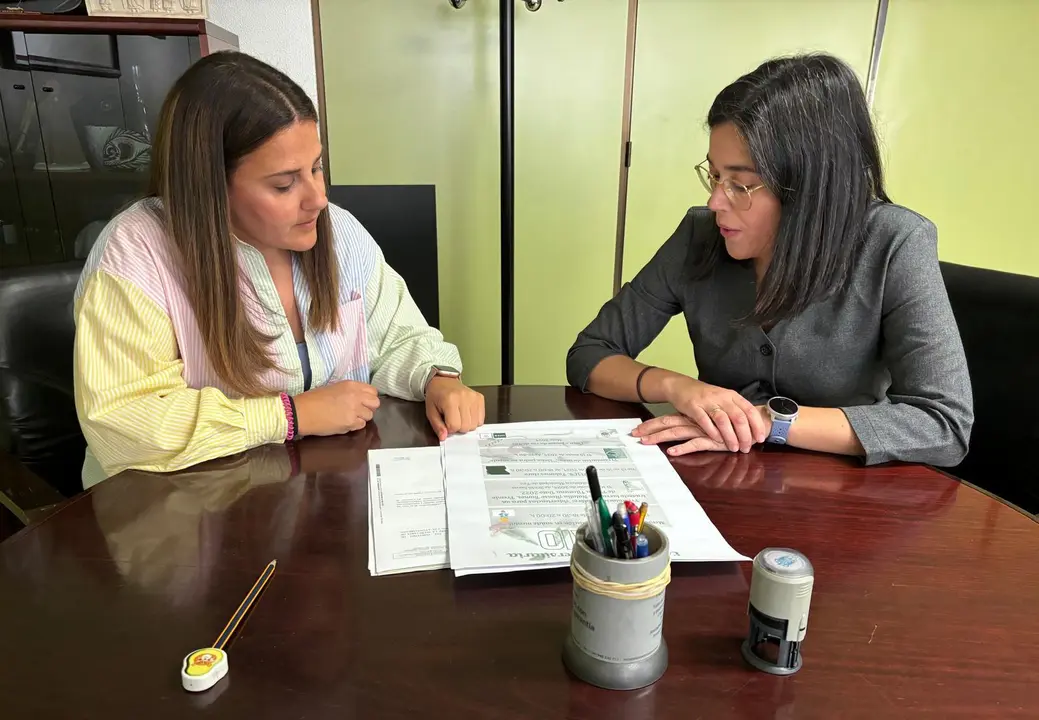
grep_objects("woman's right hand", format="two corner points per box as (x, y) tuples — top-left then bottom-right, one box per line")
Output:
(634, 375), (768, 453)
(292, 380), (381, 437)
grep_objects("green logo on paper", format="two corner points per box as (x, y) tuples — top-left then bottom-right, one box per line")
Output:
(485, 465), (510, 476)
(493, 432), (507, 439)
(604, 447), (628, 460)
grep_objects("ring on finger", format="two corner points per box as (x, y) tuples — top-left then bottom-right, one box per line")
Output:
(709, 406), (725, 416)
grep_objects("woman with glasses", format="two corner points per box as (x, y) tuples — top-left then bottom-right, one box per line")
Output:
(567, 54), (972, 466)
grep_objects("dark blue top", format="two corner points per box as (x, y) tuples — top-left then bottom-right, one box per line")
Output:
(296, 342), (312, 392)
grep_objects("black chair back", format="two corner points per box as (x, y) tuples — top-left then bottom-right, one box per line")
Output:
(941, 261), (1039, 514)
(0, 262), (85, 497)
(328, 185), (440, 327)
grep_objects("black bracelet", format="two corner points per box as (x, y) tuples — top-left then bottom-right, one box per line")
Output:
(288, 394), (299, 438)
(636, 365), (656, 404)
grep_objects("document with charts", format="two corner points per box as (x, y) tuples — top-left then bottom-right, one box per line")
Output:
(443, 418), (748, 576)
(367, 446), (449, 576)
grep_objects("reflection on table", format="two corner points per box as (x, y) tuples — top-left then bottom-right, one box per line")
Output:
(0, 387), (1036, 719)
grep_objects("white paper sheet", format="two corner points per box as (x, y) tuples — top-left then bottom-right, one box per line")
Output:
(367, 446), (450, 576)
(443, 419), (749, 576)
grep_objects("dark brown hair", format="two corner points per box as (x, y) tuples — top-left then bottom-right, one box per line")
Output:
(149, 51), (338, 397)
(700, 54), (889, 326)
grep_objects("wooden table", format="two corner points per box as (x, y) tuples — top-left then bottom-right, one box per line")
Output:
(1, 386), (1036, 718)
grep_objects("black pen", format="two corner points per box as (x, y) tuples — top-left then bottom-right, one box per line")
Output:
(612, 511), (633, 559)
(586, 466), (614, 557)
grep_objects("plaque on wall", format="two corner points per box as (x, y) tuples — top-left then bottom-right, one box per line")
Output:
(85, 0), (208, 19)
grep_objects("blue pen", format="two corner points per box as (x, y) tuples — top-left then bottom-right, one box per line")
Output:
(635, 534), (649, 558)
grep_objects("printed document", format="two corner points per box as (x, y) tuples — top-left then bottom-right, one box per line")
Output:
(367, 446), (449, 576)
(443, 418), (748, 576)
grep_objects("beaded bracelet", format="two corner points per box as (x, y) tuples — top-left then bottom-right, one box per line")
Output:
(280, 392), (296, 442)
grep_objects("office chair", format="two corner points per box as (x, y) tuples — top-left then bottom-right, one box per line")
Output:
(941, 261), (1039, 515)
(0, 262), (86, 507)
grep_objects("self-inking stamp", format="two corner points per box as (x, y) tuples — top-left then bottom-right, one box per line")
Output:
(741, 548), (814, 675)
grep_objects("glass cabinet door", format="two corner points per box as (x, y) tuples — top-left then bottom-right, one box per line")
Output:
(0, 51), (64, 266)
(0, 31), (194, 266)
(21, 32), (192, 261)
(114, 34), (194, 143)
(0, 81), (31, 267)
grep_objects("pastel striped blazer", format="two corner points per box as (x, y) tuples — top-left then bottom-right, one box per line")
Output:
(74, 198), (461, 486)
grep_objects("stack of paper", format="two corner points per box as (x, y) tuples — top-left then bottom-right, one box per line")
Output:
(366, 419), (749, 577)
(367, 446), (449, 576)
(442, 418), (749, 575)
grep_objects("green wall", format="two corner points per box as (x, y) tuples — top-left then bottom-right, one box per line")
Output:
(320, 0), (1036, 389)
(873, 0), (1039, 277)
(319, 0), (502, 385)
(513, 2), (628, 385)
(319, 0), (627, 386)
(621, 0), (879, 377)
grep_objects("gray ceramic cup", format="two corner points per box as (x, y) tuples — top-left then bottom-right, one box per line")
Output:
(562, 522), (670, 690)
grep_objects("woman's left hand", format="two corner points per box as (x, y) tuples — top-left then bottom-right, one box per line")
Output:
(425, 378), (486, 441)
(635, 412), (765, 456)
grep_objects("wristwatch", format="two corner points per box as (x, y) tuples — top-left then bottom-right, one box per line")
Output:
(424, 364), (461, 390)
(766, 396), (799, 445)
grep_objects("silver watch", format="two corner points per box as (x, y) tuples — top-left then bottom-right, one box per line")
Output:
(424, 364), (461, 389)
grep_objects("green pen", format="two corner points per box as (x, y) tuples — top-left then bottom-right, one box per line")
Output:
(585, 465), (615, 557)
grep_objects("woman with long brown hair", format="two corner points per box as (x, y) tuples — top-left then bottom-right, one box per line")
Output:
(73, 52), (484, 486)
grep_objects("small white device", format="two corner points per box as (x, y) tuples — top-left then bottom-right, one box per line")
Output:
(741, 548), (814, 675)
(181, 647), (229, 692)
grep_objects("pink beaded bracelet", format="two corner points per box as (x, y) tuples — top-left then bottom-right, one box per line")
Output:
(280, 392), (296, 442)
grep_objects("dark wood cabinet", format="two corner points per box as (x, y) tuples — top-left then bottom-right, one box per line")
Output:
(0, 14), (237, 268)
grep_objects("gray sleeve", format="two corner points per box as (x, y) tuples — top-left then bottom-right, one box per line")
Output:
(841, 220), (974, 466)
(566, 212), (692, 391)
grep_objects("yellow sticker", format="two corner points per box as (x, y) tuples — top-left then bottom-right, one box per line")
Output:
(184, 648), (225, 677)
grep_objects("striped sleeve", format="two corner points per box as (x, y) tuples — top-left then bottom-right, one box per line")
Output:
(74, 270), (288, 478)
(364, 244), (463, 400)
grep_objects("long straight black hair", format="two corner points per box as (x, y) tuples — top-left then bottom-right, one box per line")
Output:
(698, 53), (890, 326)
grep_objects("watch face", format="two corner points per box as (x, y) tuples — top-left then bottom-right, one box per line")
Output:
(768, 396), (798, 417)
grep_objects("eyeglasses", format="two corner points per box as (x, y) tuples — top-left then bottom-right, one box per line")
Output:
(695, 160), (766, 211)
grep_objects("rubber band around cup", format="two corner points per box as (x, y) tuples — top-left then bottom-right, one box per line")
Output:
(570, 557), (671, 601)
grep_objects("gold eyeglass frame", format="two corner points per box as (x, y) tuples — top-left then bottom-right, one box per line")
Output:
(695, 160), (766, 211)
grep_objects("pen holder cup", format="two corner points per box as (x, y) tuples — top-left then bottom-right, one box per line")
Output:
(562, 522), (670, 690)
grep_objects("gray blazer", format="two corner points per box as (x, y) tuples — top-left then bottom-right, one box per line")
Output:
(567, 205), (973, 467)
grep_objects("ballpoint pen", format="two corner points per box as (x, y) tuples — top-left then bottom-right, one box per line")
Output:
(617, 502), (630, 535)
(636, 502), (649, 533)
(635, 534), (649, 558)
(586, 466), (614, 557)
(613, 512), (633, 560)
(585, 502), (605, 554)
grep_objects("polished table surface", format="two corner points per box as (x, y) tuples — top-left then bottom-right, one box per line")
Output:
(1, 386), (1037, 719)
